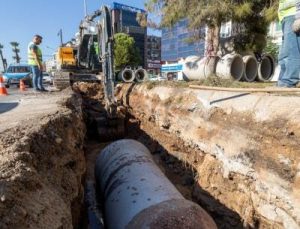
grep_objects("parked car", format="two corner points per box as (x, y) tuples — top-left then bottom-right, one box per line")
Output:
(42, 72), (53, 85)
(149, 75), (167, 81)
(3, 64), (34, 88)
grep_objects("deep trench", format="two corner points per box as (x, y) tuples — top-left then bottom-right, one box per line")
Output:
(75, 83), (246, 229)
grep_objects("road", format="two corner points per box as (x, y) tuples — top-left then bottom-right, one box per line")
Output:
(0, 85), (55, 113)
(0, 85), (61, 132)
(0, 87), (33, 114)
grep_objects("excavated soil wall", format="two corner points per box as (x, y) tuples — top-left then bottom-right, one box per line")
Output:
(117, 83), (300, 229)
(1, 83), (299, 229)
(0, 90), (86, 229)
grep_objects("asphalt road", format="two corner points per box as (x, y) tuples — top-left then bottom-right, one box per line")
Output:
(0, 84), (54, 115)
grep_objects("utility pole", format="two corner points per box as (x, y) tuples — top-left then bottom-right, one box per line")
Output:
(58, 29), (63, 46)
(84, 0), (87, 17)
(0, 43), (7, 71)
(10, 42), (21, 64)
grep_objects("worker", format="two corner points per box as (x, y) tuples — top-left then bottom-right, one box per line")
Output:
(277, 0), (300, 87)
(28, 34), (47, 92)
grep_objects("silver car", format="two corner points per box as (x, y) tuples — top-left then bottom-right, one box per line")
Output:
(42, 72), (53, 85)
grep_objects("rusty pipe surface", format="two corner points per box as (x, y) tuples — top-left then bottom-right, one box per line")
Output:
(95, 139), (217, 229)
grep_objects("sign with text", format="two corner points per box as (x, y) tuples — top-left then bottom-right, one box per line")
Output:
(161, 64), (183, 72)
(113, 2), (146, 14)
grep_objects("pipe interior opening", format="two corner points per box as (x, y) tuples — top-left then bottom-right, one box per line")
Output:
(245, 58), (258, 81)
(136, 70), (145, 81)
(260, 57), (273, 80)
(230, 57), (244, 80)
(123, 70), (133, 81)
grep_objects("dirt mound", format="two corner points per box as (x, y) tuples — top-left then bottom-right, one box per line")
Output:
(73, 82), (104, 101)
(0, 92), (86, 229)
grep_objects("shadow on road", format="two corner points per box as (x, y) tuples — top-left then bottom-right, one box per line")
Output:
(0, 102), (19, 114)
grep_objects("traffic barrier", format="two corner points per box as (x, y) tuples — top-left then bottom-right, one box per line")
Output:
(0, 75), (8, 96)
(19, 79), (26, 91)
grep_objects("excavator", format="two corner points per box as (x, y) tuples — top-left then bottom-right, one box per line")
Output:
(53, 7), (105, 89)
(53, 5), (124, 140)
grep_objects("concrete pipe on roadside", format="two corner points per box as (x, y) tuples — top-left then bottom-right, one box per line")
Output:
(216, 53), (244, 81)
(95, 139), (217, 229)
(242, 55), (258, 82)
(134, 68), (148, 82)
(257, 54), (275, 82)
(182, 56), (216, 81)
(118, 67), (135, 82)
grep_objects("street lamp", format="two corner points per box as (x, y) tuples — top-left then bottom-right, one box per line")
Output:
(84, 0), (87, 17)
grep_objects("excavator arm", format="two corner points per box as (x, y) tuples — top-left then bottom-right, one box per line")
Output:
(97, 6), (117, 118)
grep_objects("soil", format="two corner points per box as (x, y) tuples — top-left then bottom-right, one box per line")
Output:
(117, 83), (300, 228)
(0, 90), (86, 229)
(1, 81), (299, 229)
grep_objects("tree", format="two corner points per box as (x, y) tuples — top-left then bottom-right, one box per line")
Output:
(113, 33), (142, 70)
(10, 42), (21, 63)
(0, 43), (7, 71)
(145, 0), (278, 57)
(233, 0), (279, 54)
(264, 37), (279, 62)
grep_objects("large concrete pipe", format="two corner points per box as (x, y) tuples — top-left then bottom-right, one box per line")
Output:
(242, 55), (258, 82)
(182, 56), (215, 81)
(216, 53), (244, 81)
(118, 67), (135, 82)
(134, 68), (148, 82)
(95, 139), (217, 229)
(257, 54), (275, 82)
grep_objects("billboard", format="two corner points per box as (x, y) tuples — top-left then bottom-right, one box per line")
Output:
(113, 2), (146, 14)
(161, 64), (183, 72)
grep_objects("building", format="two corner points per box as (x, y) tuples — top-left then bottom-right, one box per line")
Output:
(146, 35), (161, 75)
(161, 19), (205, 62)
(268, 21), (282, 47)
(111, 2), (147, 67)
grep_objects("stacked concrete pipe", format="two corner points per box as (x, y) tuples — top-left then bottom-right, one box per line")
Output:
(118, 67), (135, 82)
(134, 68), (148, 82)
(216, 53), (244, 81)
(257, 54), (275, 82)
(182, 56), (215, 80)
(242, 55), (258, 82)
(95, 139), (217, 229)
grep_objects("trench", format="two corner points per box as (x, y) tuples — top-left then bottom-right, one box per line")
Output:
(75, 82), (248, 229)
(1, 82), (297, 228)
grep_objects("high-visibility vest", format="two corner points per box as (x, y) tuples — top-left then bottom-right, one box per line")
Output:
(27, 42), (43, 65)
(278, 0), (297, 22)
(94, 42), (99, 55)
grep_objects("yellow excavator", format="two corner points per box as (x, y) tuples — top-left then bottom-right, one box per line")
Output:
(55, 46), (76, 70)
(53, 6), (106, 90)
(54, 5), (124, 140)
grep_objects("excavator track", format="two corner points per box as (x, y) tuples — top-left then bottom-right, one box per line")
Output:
(54, 71), (101, 90)
(53, 71), (71, 90)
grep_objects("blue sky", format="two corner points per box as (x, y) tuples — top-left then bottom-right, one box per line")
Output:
(0, 0), (161, 70)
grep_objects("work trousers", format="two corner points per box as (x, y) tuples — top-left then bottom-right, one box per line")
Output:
(278, 15), (300, 87)
(32, 65), (44, 90)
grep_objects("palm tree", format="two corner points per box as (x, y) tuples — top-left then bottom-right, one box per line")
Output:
(0, 43), (7, 71)
(10, 42), (21, 63)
